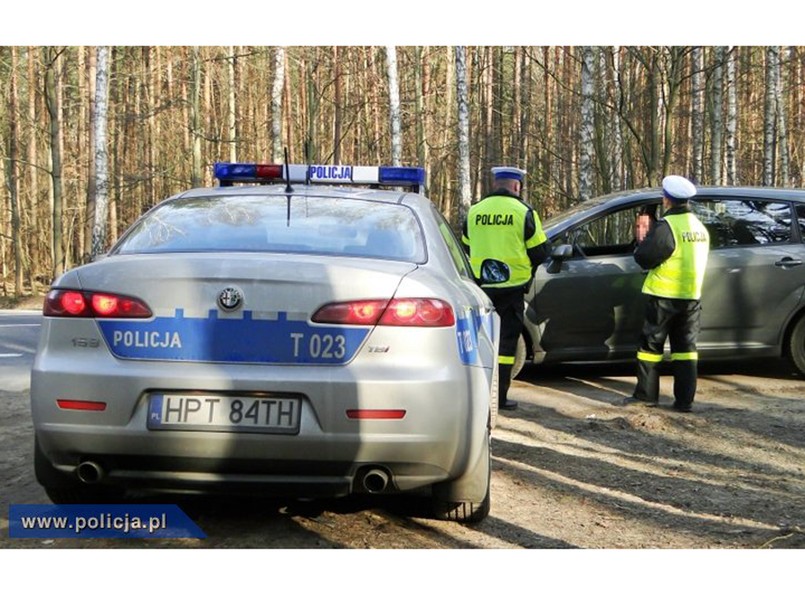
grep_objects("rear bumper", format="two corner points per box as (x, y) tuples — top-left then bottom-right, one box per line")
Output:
(31, 357), (492, 496)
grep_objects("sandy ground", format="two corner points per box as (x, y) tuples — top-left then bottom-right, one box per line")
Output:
(2, 295), (803, 591)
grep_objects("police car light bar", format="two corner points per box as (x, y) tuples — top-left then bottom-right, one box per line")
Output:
(213, 163), (426, 191)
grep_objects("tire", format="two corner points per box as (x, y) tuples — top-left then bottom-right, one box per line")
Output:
(431, 429), (491, 524)
(788, 314), (805, 376)
(511, 334), (527, 379)
(35, 437), (122, 504)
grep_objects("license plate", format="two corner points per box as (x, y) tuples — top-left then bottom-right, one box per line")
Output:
(147, 393), (301, 434)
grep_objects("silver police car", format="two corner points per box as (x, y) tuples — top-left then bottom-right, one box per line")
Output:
(31, 163), (499, 523)
(514, 186), (805, 377)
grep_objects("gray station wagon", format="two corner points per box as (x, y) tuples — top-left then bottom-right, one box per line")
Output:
(514, 186), (805, 377)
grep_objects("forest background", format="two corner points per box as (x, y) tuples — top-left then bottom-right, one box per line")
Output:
(1, 44), (803, 298)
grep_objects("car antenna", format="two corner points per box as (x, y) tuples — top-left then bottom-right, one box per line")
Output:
(284, 147), (293, 227)
(283, 147), (293, 194)
(304, 139), (312, 185)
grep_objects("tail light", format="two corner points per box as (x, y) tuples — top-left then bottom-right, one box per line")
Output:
(44, 290), (152, 318)
(312, 298), (455, 327)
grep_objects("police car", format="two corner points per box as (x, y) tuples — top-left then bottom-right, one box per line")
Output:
(31, 162), (500, 523)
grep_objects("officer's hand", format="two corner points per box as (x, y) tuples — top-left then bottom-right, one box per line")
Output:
(635, 214), (652, 243)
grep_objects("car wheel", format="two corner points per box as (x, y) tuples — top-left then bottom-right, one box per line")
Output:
(35, 437), (122, 504)
(788, 314), (805, 376)
(511, 334), (527, 379)
(430, 429), (491, 523)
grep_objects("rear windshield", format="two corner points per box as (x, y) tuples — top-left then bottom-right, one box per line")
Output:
(111, 195), (426, 262)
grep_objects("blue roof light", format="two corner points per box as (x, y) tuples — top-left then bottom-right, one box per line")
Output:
(378, 166), (426, 187)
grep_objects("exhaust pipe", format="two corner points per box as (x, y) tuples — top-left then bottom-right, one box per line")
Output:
(76, 461), (105, 484)
(362, 468), (390, 494)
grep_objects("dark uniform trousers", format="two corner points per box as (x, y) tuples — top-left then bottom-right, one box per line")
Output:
(485, 286), (526, 404)
(634, 296), (702, 408)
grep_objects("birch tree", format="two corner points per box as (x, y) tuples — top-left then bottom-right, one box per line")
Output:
(455, 46), (471, 224)
(578, 46), (595, 201)
(84, 48), (97, 261)
(778, 47), (790, 186)
(385, 46), (402, 166)
(763, 46), (779, 186)
(227, 46), (237, 162)
(90, 46), (110, 259)
(271, 47), (285, 162)
(710, 46), (725, 184)
(725, 46), (738, 185)
(609, 47), (624, 190)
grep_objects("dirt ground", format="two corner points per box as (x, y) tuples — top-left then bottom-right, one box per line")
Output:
(2, 294), (804, 556)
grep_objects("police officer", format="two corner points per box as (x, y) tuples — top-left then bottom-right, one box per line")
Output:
(624, 175), (710, 412)
(462, 166), (550, 411)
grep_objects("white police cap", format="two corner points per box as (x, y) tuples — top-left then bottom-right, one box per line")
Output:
(662, 175), (697, 201)
(492, 166), (526, 182)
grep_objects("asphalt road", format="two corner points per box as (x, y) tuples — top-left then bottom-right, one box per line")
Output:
(0, 311), (40, 392)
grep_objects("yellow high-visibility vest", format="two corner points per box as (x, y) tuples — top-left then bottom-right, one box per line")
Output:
(464, 195), (546, 288)
(643, 212), (710, 300)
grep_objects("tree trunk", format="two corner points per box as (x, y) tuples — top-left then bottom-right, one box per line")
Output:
(25, 48), (40, 293)
(305, 49), (319, 162)
(440, 46), (455, 217)
(191, 47), (202, 187)
(7, 47), (23, 295)
(385, 46), (402, 166)
(91, 46), (110, 259)
(271, 47), (285, 162)
(228, 46), (237, 162)
(579, 46), (595, 201)
(778, 47), (790, 186)
(519, 48), (532, 184)
(333, 46), (342, 164)
(414, 46), (430, 195)
(109, 47), (120, 246)
(44, 47), (65, 280)
(455, 46), (471, 226)
(710, 46), (725, 185)
(763, 46), (779, 187)
(691, 47), (705, 183)
(84, 47), (97, 262)
(725, 46), (738, 185)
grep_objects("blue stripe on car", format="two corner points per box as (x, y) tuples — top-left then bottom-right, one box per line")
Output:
(98, 309), (369, 364)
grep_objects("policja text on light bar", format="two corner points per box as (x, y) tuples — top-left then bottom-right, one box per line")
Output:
(213, 162), (426, 191)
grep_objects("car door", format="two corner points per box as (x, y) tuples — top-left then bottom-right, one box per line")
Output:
(527, 201), (660, 362)
(691, 197), (805, 353)
(433, 208), (498, 369)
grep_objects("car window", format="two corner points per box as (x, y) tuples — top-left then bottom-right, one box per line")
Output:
(690, 199), (792, 248)
(432, 206), (473, 279)
(556, 203), (660, 257)
(112, 195), (427, 262)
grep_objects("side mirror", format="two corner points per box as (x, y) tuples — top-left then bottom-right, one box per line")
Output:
(546, 244), (573, 274)
(479, 258), (510, 285)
